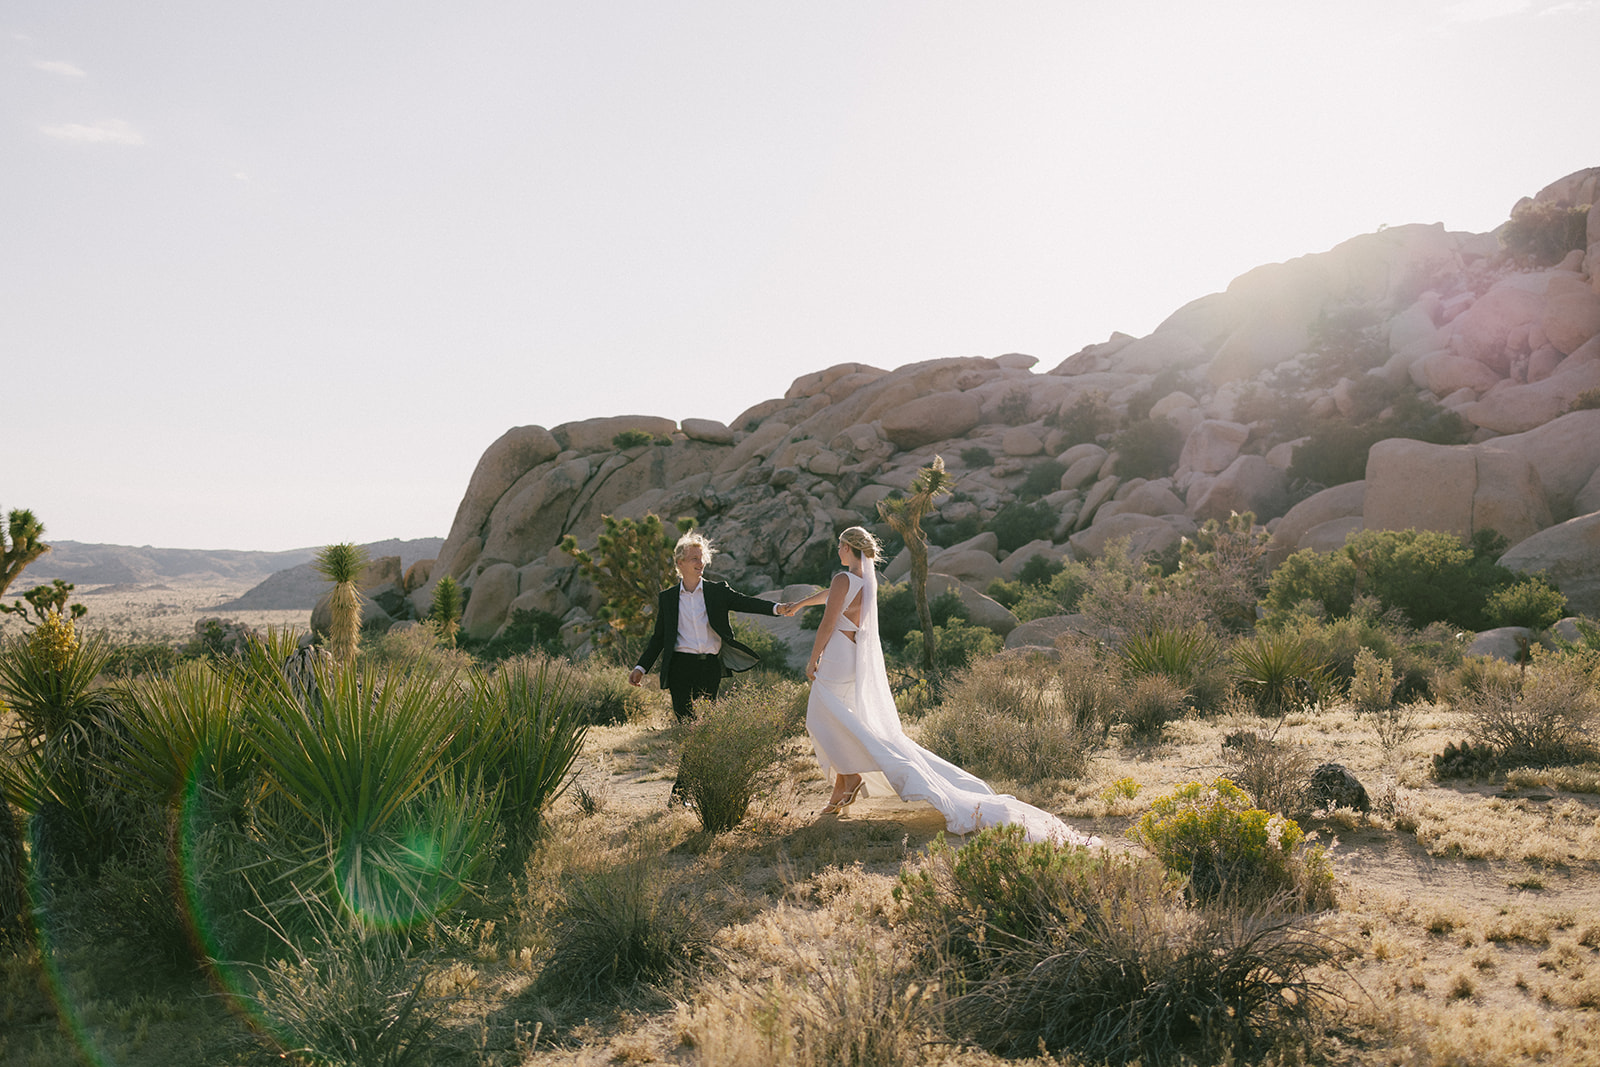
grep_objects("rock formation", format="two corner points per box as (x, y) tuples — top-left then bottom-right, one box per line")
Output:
(407, 168), (1600, 648)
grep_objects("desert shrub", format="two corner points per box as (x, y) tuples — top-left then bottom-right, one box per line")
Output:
(467, 607), (564, 662)
(997, 387), (1031, 425)
(1348, 646), (1399, 714)
(1005, 559), (1093, 622)
(101, 641), (184, 679)
(1455, 656), (1600, 767)
(1019, 459), (1067, 500)
(1431, 738), (1502, 781)
(1124, 366), (1193, 423)
(245, 919), (449, 1067)
(898, 826), (1340, 1065)
(1282, 605), (1447, 703)
(919, 656), (1094, 783)
(1287, 392), (1469, 488)
(873, 583), (967, 653)
(1501, 201), (1590, 266)
(1048, 391), (1115, 445)
(1231, 631), (1330, 716)
(1119, 624), (1230, 714)
(1129, 778), (1334, 910)
(988, 499), (1057, 552)
(1263, 528), (1517, 630)
(1484, 577), (1568, 631)
(1166, 513), (1273, 633)
(958, 445), (993, 468)
(730, 618), (799, 680)
(675, 686), (788, 834)
(565, 659), (649, 725)
(361, 623), (476, 674)
(1111, 418), (1182, 480)
(1220, 732), (1314, 821)
(1117, 672), (1191, 741)
(901, 618), (1003, 675)
(612, 428), (655, 449)
(536, 856), (709, 1002)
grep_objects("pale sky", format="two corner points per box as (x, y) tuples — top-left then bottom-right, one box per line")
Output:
(3, 1), (1595, 551)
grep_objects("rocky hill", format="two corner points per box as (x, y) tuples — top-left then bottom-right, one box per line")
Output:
(383, 168), (1600, 650)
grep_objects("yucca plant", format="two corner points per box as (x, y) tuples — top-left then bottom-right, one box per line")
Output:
(314, 543), (369, 663)
(0, 613), (116, 760)
(117, 661), (258, 806)
(428, 576), (463, 648)
(459, 656), (586, 865)
(246, 658), (488, 927)
(1120, 623), (1229, 713)
(1232, 632), (1330, 716)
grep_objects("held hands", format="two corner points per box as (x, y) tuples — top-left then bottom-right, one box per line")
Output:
(775, 601), (799, 617)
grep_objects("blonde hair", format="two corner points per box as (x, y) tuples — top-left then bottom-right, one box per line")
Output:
(839, 526), (881, 561)
(674, 531), (716, 570)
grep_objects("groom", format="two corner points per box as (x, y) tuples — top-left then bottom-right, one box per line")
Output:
(629, 531), (784, 723)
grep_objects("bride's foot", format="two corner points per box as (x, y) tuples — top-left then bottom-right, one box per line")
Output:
(820, 775), (864, 816)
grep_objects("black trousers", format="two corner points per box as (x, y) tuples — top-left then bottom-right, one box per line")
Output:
(667, 652), (723, 722)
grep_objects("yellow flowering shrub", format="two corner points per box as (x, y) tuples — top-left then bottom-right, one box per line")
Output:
(30, 608), (79, 672)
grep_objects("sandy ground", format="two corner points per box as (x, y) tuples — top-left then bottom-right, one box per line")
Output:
(0, 575), (311, 646)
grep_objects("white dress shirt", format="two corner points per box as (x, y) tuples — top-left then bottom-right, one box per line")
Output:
(675, 581), (722, 654)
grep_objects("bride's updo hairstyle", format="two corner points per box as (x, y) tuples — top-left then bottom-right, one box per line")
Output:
(839, 526), (881, 562)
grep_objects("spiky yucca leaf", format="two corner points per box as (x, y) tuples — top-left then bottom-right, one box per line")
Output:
(118, 661), (258, 803)
(0, 625), (115, 760)
(1232, 632), (1330, 715)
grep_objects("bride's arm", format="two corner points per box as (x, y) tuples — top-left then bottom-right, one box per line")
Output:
(804, 572), (852, 681)
(776, 585), (831, 616)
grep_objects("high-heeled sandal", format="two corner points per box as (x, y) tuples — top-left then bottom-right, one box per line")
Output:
(820, 778), (865, 816)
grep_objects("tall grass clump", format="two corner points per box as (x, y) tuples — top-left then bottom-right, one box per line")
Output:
(460, 655), (587, 864)
(1129, 779), (1334, 911)
(897, 826), (1341, 1065)
(674, 685), (789, 835)
(1119, 623), (1229, 713)
(918, 655), (1096, 783)
(565, 657), (650, 725)
(1220, 732), (1315, 821)
(535, 855), (709, 1002)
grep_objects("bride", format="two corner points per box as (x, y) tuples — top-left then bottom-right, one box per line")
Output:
(779, 527), (1099, 848)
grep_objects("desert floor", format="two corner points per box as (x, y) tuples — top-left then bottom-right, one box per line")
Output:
(0, 576), (310, 646)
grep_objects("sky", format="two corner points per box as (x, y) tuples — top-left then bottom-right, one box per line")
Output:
(2, 1), (1596, 552)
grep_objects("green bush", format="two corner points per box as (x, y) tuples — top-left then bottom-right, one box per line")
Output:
(1347, 646), (1399, 715)
(1116, 672), (1190, 741)
(730, 619), (799, 680)
(1129, 778), (1333, 910)
(467, 607), (564, 662)
(988, 499), (1057, 552)
(959, 446), (994, 468)
(1484, 577), (1568, 631)
(1019, 459), (1067, 500)
(102, 641), (184, 679)
(674, 686), (789, 835)
(874, 583), (968, 652)
(1287, 392), (1469, 489)
(1047, 391), (1115, 446)
(612, 428), (655, 449)
(902, 618), (1003, 674)
(1502, 201), (1590, 266)
(997, 387), (1031, 425)
(1111, 418), (1182, 480)
(1264, 527), (1521, 630)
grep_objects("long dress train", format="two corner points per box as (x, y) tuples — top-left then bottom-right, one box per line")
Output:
(806, 566), (1100, 848)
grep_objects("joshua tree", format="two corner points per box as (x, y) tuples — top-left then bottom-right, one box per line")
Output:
(878, 455), (954, 685)
(430, 575), (464, 647)
(561, 513), (694, 666)
(1, 509), (50, 600)
(1, 579), (87, 627)
(313, 543), (369, 663)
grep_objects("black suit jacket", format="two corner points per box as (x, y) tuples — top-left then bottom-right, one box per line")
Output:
(636, 580), (779, 687)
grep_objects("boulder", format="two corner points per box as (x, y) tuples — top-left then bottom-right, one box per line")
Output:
(1498, 512), (1600, 616)
(1004, 614), (1083, 649)
(435, 425), (561, 580)
(1109, 330), (1207, 374)
(1178, 420), (1249, 474)
(461, 562), (520, 641)
(1388, 299), (1441, 355)
(1298, 517), (1364, 554)
(1098, 481), (1186, 519)
(1417, 352), (1502, 396)
(1470, 448), (1554, 546)
(403, 558), (434, 593)
(929, 549), (1002, 585)
(1448, 283), (1544, 369)
(1477, 409), (1600, 522)
(480, 457), (592, 566)
(1455, 335), (1600, 433)
(1267, 481), (1366, 565)
(311, 594), (395, 638)
(1002, 427), (1045, 456)
(1541, 273), (1600, 355)
(681, 418), (735, 444)
(1069, 512), (1190, 560)
(1309, 764), (1370, 813)
(1060, 451), (1108, 491)
(926, 573), (1018, 635)
(1364, 440), (1508, 543)
(1465, 627), (1539, 663)
(1187, 455), (1290, 523)
(998, 540), (1063, 581)
(880, 390), (983, 450)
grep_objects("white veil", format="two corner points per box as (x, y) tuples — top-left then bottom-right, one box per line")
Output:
(851, 552), (905, 739)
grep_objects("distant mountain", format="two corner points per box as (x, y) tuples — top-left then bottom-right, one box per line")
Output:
(215, 538), (444, 611)
(15, 538), (444, 610)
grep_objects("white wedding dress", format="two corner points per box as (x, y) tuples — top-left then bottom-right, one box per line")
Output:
(806, 565), (1100, 848)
